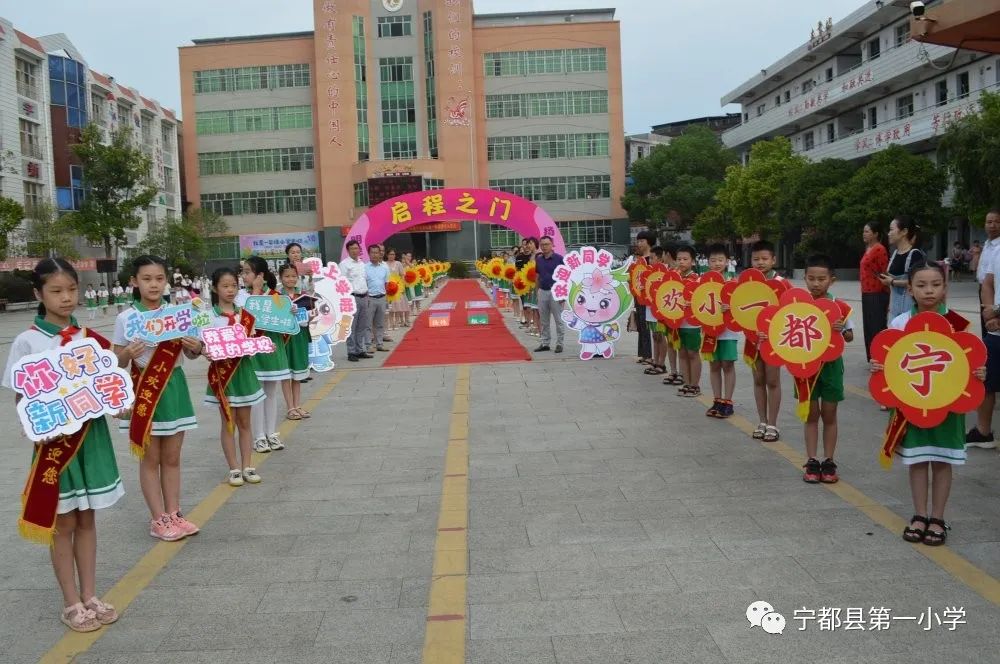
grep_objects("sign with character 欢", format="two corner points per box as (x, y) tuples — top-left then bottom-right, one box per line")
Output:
(11, 338), (135, 442)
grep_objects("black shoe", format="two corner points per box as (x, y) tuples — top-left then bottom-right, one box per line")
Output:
(534, 344), (551, 352)
(554, 344), (563, 353)
(359, 352), (374, 359)
(965, 427), (996, 449)
(348, 355), (359, 362)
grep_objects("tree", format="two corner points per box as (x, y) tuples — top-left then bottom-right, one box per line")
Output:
(775, 159), (859, 262)
(64, 124), (157, 259)
(130, 208), (229, 274)
(938, 90), (1000, 220)
(18, 201), (79, 259)
(691, 204), (735, 244)
(714, 137), (807, 240)
(0, 197), (25, 261)
(621, 126), (737, 231)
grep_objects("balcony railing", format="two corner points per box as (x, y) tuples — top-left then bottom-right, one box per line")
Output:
(16, 80), (38, 100)
(722, 39), (955, 149)
(797, 79), (1000, 161)
(20, 142), (44, 160)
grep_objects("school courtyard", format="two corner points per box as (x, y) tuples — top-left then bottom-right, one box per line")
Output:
(2, 279), (1000, 664)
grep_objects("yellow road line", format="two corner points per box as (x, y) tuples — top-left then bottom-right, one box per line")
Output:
(423, 365), (470, 664)
(39, 369), (351, 664)
(698, 394), (1000, 606)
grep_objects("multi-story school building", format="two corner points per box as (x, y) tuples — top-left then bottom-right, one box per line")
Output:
(0, 18), (182, 275)
(719, 0), (1000, 253)
(179, 0), (628, 263)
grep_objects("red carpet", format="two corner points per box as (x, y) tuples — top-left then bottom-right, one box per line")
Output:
(383, 279), (531, 367)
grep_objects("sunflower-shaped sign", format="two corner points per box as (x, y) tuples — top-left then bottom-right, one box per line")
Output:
(503, 265), (517, 282)
(524, 261), (538, 288)
(487, 258), (504, 280)
(869, 312), (985, 428)
(642, 264), (670, 309)
(628, 261), (651, 306)
(649, 269), (686, 328)
(512, 271), (530, 296)
(757, 288), (848, 378)
(420, 266), (433, 287)
(721, 268), (790, 335)
(404, 267), (419, 288)
(386, 273), (404, 303)
(683, 270), (727, 337)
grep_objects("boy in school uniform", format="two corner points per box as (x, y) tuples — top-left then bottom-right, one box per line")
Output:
(705, 244), (739, 418)
(750, 240), (785, 442)
(675, 245), (702, 397)
(799, 254), (853, 484)
(643, 247), (670, 376)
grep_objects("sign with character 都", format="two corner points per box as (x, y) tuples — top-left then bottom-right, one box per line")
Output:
(11, 338), (135, 442)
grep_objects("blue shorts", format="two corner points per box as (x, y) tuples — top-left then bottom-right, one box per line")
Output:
(984, 333), (1000, 393)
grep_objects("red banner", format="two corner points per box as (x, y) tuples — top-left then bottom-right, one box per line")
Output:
(0, 258), (97, 272)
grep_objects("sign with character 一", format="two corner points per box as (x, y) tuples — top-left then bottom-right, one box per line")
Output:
(11, 338), (135, 442)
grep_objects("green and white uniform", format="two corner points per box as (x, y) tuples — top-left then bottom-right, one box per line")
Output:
(98, 289), (109, 308)
(279, 288), (311, 382)
(112, 302), (198, 436)
(203, 306), (266, 408)
(85, 289), (97, 310)
(3, 317), (124, 513)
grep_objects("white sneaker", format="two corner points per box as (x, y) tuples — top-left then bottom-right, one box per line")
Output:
(253, 437), (271, 453)
(267, 434), (285, 451)
(242, 468), (262, 484)
(227, 469), (244, 487)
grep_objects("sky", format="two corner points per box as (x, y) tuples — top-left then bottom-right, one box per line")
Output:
(6, 0), (865, 133)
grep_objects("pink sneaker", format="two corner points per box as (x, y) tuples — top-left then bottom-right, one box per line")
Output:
(149, 514), (184, 541)
(170, 511), (200, 536)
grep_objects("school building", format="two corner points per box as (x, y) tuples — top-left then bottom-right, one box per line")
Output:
(179, 0), (628, 263)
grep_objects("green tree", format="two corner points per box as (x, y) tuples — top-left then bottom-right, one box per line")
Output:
(64, 124), (157, 259)
(0, 196), (25, 260)
(938, 90), (1000, 220)
(621, 126), (737, 230)
(691, 204), (734, 244)
(19, 201), (79, 259)
(130, 208), (229, 274)
(714, 137), (807, 240)
(775, 159), (859, 262)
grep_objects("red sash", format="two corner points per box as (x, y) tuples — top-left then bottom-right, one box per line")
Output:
(128, 339), (183, 458)
(20, 327), (110, 545)
(699, 334), (717, 359)
(878, 309), (969, 467)
(742, 332), (759, 367)
(207, 309), (255, 433)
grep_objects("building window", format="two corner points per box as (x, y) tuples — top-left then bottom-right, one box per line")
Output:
(163, 166), (176, 192)
(91, 94), (105, 124)
(379, 56), (417, 159)
(483, 48), (606, 77)
(556, 220), (613, 245)
(894, 23), (911, 47)
(423, 11), (438, 158)
(141, 116), (154, 144)
(354, 16), (371, 161)
(488, 175), (612, 201)
(23, 181), (44, 211)
(193, 64), (310, 93)
(195, 106), (312, 135)
(825, 67), (834, 82)
(868, 106), (878, 129)
(935, 80), (949, 106)
(48, 55), (88, 128)
(868, 37), (881, 60)
(756, 104), (766, 117)
(353, 182), (369, 207)
(484, 90), (608, 119)
(206, 236), (240, 260)
(636, 146), (644, 159)
(896, 94), (914, 120)
(19, 119), (43, 159)
(826, 123), (835, 143)
(15, 58), (39, 100)
(803, 132), (815, 151)
(198, 147), (315, 176)
(377, 15), (412, 38)
(774, 95), (781, 107)
(802, 80), (814, 95)
(200, 188), (317, 216)
(486, 133), (610, 161)
(490, 225), (518, 249)
(956, 71), (970, 99)
(784, 90), (790, 103)
(423, 178), (445, 190)
(161, 125), (173, 152)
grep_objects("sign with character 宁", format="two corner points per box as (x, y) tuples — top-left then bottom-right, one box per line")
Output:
(11, 338), (135, 442)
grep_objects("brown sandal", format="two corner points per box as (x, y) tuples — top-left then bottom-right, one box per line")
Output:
(61, 603), (101, 632)
(286, 409), (302, 421)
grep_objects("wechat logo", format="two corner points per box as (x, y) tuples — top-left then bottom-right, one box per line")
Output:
(747, 600), (786, 635)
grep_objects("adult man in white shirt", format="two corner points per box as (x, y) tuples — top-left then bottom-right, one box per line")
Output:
(341, 240), (371, 362)
(971, 208), (1000, 448)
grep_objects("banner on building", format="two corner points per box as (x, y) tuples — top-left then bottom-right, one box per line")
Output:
(239, 232), (321, 260)
(0, 258), (97, 272)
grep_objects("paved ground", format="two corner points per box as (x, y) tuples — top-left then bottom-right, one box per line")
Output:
(0, 280), (998, 663)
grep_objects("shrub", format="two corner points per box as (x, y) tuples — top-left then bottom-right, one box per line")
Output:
(448, 261), (469, 279)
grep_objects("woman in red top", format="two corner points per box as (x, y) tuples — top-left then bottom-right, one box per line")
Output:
(860, 222), (890, 361)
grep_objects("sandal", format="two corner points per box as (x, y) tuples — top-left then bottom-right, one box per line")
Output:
(663, 372), (683, 385)
(295, 407), (311, 419)
(677, 384), (691, 396)
(644, 365), (667, 375)
(60, 603), (101, 632)
(683, 385), (701, 398)
(636, 357), (652, 365)
(923, 518), (949, 546)
(706, 400), (722, 418)
(902, 515), (928, 543)
(762, 425), (780, 442)
(84, 597), (119, 625)
(752, 422), (767, 440)
(286, 409), (302, 421)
